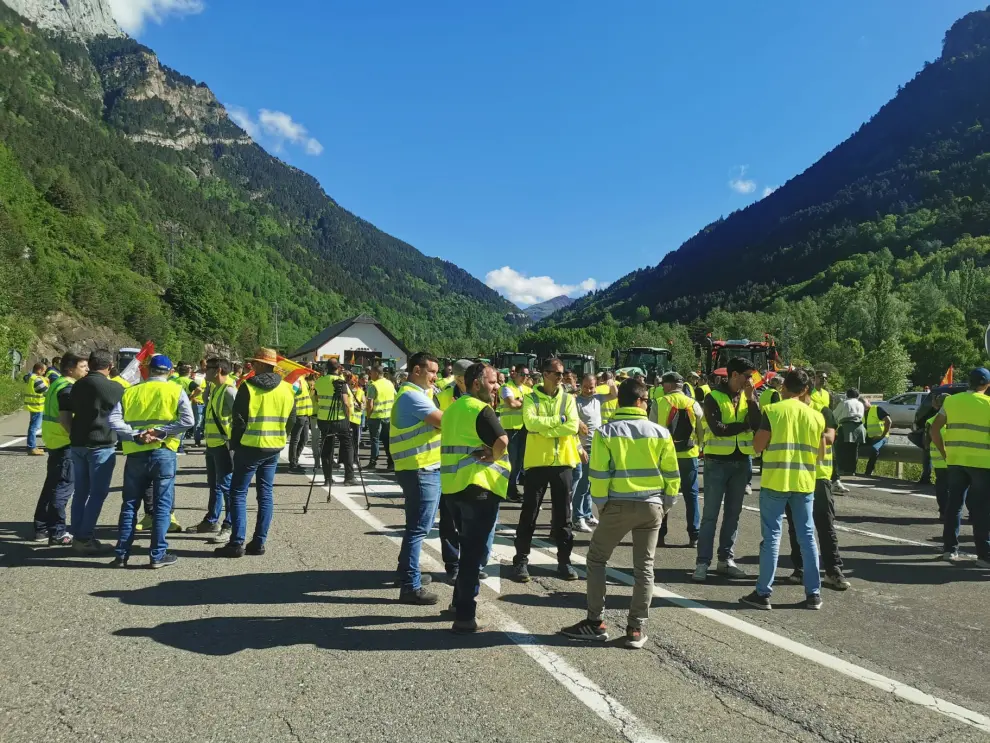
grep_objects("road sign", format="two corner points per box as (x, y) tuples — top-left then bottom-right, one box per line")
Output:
(8, 348), (22, 380)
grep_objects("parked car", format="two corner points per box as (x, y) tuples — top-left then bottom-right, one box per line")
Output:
(878, 392), (925, 428)
(912, 384), (973, 430)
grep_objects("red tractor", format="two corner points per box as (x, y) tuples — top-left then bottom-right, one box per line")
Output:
(699, 334), (781, 383)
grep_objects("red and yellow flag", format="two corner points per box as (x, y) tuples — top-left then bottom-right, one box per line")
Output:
(940, 365), (954, 386)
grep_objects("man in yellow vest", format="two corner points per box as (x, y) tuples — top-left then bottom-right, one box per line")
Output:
(741, 369), (826, 610)
(186, 357), (237, 541)
(366, 364), (396, 471)
(512, 357), (581, 583)
(214, 348), (295, 558)
(923, 393), (949, 518)
(287, 372), (314, 474)
(436, 359), (473, 581)
(172, 363), (200, 454)
(862, 399), (891, 476)
(498, 365), (531, 502)
(930, 368), (990, 565)
(23, 362), (48, 455)
(32, 353), (87, 545)
(391, 352), (444, 604)
(560, 377), (680, 648)
(694, 357), (761, 583)
(653, 372), (703, 548)
(596, 371), (618, 423)
(759, 375), (783, 409)
(313, 359), (355, 486)
(440, 362), (509, 633)
(107, 354), (194, 568)
(348, 372), (365, 468)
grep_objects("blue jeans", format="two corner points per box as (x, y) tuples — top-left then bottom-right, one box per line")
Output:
(206, 445), (233, 526)
(863, 436), (888, 476)
(396, 468), (441, 591)
(571, 460), (592, 521)
(70, 446), (117, 541)
(33, 446), (73, 537)
(507, 429), (526, 497)
(943, 466), (989, 559)
(696, 456), (749, 565)
(447, 491), (501, 620)
(116, 448), (176, 561)
(368, 418), (392, 466)
(27, 411), (42, 449)
(193, 404), (205, 446)
(229, 447), (279, 545)
(661, 456), (700, 540)
(757, 487), (820, 597)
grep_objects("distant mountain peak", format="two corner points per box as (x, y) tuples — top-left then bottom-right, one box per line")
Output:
(2, 0), (123, 39)
(522, 294), (574, 322)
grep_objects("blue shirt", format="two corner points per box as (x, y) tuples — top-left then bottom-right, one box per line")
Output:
(393, 382), (439, 429)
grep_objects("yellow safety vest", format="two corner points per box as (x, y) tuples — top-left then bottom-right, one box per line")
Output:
(811, 400), (833, 481)
(522, 386), (580, 468)
(498, 381), (526, 430)
(865, 406), (889, 439)
(437, 383), (459, 412)
(809, 388), (830, 410)
(440, 395), (510, 497)
(240, 381), (295, 449)
(653, 391), (699, 459)
(926, 414), (946, 470)
(705, 389), (755, 456)
(761, 398), (824, 493)
(109, 375), (131, 389)
(389, 382), (441, 471)
(368, 378), (396, 420)
(759, 387), (779, 410)
(41, 376), (73, 450)
(941, 391), (990, 469)
(121, 380), (183, 455)
(350, 386), (365, 425)
(699, 384), (711, 399)
(596, 383), (618, 423)
(204, 379), (234, 448)
(293, 377), (314, 417)
(314, 375), (348, 422)
(24, 373), (47, 413)
(589, 407), (681, 500)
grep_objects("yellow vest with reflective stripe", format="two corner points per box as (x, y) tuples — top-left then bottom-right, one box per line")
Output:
(441, 395), (509, 497)
(121, 380), (183, 455)
(705, 389), (755, 456)
(204, 379), (234, 448)
(926, 414), (946, 470)
(597, 384), (618, 422)
(389, 382), (441, 471)
(811, 400), (833, 480)
(589, 407), (681, 500)
(653, 391), (699, 459)
(350, 386), (364, 425)
(809, 388), (830, 410)
(761, 398), (824, 493)
(314, 375), (348, 421)
(368, 378), (396, 420)
(24, 373), (47, 413)
(294, 377), (314, 417)
(759, 387), (778, 410)
(498, 381), (525, 430)
(522, 386), (580, 468)
(699, 384), (711, 399)
(437, 383), (458, 412)
(941, 391), (990, 468)
(865, 406), (889, 439)
(41, 376), (73, 450)
(109, 375), (131, 389)
(240, 381), (294, 449)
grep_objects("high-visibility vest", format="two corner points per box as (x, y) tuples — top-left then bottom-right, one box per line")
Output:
(350, 386), (364, 425)
(314, 375), (348, 422)
(522, 386), (580, 468)
(809, 388), (831, 410)
(440, 395), (510, 497)
(682, 382), (695, 400)
(759, 387), (779, 410)
(811, 400), (833, 481)
(941, 391), (990, 469)
(437, 383), (459, 412)
(109, 375), (131, 389)
(865, 406), (889, 439)
(293, 377), (314, 417)
(367, 378), (396, 420)
(596, 384), (618, 422)
(24, 373), (47, 413)
(240, 381), (295, 449)
(437, 376), (455, 391)
(926, 414), (946, 470)
(704, 389), (755, 456)
(204, 379), (234, 448)
(41, 376), (73, 450)
(45, 367), (61, 383)
(121, 380), (183, 455)
(498, 381), (526, 430)
(589, 407), (681, 500)
(761, 398), (824, 493)
(653, 391), (699, 459)
(389, 382), (441, 471)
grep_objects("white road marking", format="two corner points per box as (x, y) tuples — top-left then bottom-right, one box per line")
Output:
(0, 436), (26, 449)
(738, 504), (938, 548)
(867, 486), (935, 500)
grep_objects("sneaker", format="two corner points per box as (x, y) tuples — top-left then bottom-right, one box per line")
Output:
(557, 564), (579, 581)
(716, 559), (748, 579)
(108, 556), (128, 568)
(385, 464), (395, 472)
(587, 516), (599, 526)
(823, 570), (851, 590)
(740, 590), (772, 610)
(207, 525), (232, 544)
(73, 538), (109, 555)
(451, 617), (489, 634)
(559, 618), (608, 642)
(942, 550), (962, 562)
(49, 533), (73, 546)
(574, 518), (593, 533)
(834, 481), (850, 494)
(691, 563), (709, 583)
(167, 514), (183, 533)
(744, 484), (753, 496)
(288, 464), (305, 474)
(214, 542), (245, 558)
(688, 536), (698, 549)
(185, 520), (220, 534)
(399, 587), (439, 605)
(625, 626), (648, 649)
(245, 538), (266, 556)
(478, 570), (489, 581)
(394, 572), (433, 587)
(29, 448), (45, 456)
(150, 553), (178, 569)
(342, 478), (358, 486)
(787, 569), (804, 585)
(511, 563), (531, 583)
(805, 593), (823, 610)
(135, 514), (153, 532)
(33, 529), (49, 542)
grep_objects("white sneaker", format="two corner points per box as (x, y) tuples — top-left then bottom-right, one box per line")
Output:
(834, 481), (850, 494)
(744, 484), (753, 496)
(587, 516), (599, 526)
(692, 563), (708, 583)
(574, 518), (593, 533)
(717, 559), (748, 579)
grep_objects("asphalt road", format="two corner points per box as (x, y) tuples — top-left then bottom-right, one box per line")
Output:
(1, 409), (988, 743)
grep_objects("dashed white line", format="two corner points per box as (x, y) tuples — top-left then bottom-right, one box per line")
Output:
(0, 436), (26, 449)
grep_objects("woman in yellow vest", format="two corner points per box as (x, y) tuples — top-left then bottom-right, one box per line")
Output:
(287, 373), (314, 473)
(23, 362), (48, 455)
(366, 365), (396, 470)
(349, 372), (365, 468)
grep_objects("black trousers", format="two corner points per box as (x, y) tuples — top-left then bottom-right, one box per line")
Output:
(288, 415), (310, 466)
(513, 465), (574, 566)
(350, 422), (361, 465)
(786, 479), (842, 572)
(834, 441), (859, 477)
(319, 420), (354, 480)
(439, 495), (460, 574)
(33, 446), (74, 537)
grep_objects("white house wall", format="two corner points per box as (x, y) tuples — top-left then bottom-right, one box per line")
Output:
(313, 325), (407, 369)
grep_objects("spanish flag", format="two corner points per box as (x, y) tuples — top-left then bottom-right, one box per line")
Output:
(940, 365), (954, 386)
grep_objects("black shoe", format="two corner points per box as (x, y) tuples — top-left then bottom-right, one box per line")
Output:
(288, 464), (305, 474)
(245, 539), (266, 556)
(805, 593), (823, 610)
(740, 590), (772, 610)
(342, 478), (358, 486)
(394, 572), (432, 587)
(478, 570), (489, 581)
(108, 556), (128, 568)
(385, 463), (395, 472)
(557, 564), (579, 581)
(446, 570), (459, 586)
(511, 563), (531, 583)
(688, 536), (699, 549)
(399, 587), (439, 605)
(787, 569), (804, 585)
(559, 618), (608, 642)
(507, 493), (523, 504)
(149, 553), (178, 570)
(214, 542), (245, 558)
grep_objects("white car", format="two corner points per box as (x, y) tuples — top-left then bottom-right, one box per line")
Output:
(879, 392), (925, 428)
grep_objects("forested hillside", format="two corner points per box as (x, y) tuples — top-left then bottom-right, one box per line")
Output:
(0, 3), (517, 367)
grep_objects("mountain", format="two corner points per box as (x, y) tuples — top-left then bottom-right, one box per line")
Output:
(522, 295), (574, 322)
(0, 0), (517, 365)
(553, 6), (990, 329)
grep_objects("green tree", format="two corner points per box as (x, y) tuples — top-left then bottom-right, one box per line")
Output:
(859, 339), (914, 396)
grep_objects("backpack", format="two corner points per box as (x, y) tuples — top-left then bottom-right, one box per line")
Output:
(665, 404), (696, 452)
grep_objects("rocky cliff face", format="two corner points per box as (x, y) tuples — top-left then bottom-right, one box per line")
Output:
(2, 0), (122, 39)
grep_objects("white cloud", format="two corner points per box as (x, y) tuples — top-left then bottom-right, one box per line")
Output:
(762, 185), (777, 198)
(728, 165), (757, 195)
(485, 266), (598, 307)
(226, 106), (323, 156)
(109, 0), (204, 36)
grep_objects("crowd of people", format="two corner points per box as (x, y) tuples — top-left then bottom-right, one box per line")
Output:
(20, 345), (990, 644)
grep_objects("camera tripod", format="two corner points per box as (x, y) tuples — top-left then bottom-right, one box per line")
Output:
(304, 380), (370, 513)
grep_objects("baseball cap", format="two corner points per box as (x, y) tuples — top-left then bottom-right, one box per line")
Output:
(969, 367), (990, 386)
(661, 371), (684, 384)
(452, 359), (474, 377)
(149, 354), (173, 372)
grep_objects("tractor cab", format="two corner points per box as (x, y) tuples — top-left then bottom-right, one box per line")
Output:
(613, 347), (673, 384)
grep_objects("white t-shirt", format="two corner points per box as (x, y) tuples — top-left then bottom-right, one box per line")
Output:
(834, 398), (865, 423)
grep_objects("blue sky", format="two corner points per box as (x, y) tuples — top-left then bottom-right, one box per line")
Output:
(123, 0), (987, 306)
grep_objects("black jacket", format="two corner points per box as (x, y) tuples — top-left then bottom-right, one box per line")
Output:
(69, 372), (124, 447)
(702, 382), (762, 461)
